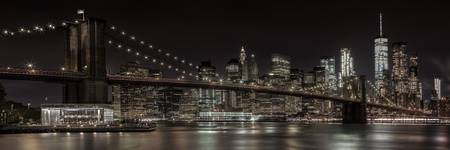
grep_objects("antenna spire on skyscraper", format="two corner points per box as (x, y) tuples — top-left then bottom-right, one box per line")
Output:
(379, 12), (383, 37)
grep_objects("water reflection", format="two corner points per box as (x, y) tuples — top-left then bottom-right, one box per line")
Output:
(0, 123), (448, 150)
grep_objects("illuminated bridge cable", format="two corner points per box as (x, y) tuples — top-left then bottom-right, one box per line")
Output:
(103, 34), (186, 71)
(106, 40), (198, 79)
(105, 25), (199, 70)
(105, 39), (197, 78)
(0, 19), (89, 39)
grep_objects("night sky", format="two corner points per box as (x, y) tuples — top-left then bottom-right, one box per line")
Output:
(1, 0), (449, 106)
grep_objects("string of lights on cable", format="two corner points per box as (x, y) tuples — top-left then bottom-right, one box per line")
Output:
(0, 19), (87, 38)
(106, 39), (198, 80)
(106, 25), (199, 71)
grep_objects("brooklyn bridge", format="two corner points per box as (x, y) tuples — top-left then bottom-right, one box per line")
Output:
(0, 17), (431, 124)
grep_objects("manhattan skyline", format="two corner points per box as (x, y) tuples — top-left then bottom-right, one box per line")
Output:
(0, 0), (449, 105)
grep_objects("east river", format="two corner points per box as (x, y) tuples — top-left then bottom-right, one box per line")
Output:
(0, 123), (448, 150)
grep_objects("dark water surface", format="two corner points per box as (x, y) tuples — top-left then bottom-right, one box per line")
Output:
(0, 123), (448, 150)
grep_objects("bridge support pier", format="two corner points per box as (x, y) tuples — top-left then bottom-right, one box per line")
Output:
(63, 18), (108, 104)
(342, 75), (367, 124)
(342, 102), (367, 124)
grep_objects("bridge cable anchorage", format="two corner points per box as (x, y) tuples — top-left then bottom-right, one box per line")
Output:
(106, 40), (198, 79)
(105, 25), (199, 71)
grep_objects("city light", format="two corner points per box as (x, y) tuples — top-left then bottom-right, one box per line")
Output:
(26, 63), (33, 68)
(0, 11), (445, 142)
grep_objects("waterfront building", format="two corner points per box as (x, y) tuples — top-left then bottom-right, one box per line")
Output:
(157, 87), (182, 120)
(178, 89), (199, 121)
(254, 93), (286, 121)
(285, 96), (302, 116)
(41, 104), (114, 126)
(112, 62), (161, 121)
(197, 112), (254, 121)
(197, 61), (225, 112)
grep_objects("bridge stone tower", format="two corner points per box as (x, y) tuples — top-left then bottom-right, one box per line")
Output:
(63, 18), (108, 104)
(342, 75), (368, 124)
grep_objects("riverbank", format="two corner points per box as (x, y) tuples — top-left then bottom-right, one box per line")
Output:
(0, 126), (156, 134)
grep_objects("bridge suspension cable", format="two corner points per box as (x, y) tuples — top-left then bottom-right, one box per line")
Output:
(0, 20), (83, 38)
(105, 39), (198, 80)
(105, 25), (199, 72)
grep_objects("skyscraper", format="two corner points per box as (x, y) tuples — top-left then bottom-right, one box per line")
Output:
(198, 61), (217, 81)
(225, 58), (241, 82)
(392, 42), (409, 81)
(112, 62), (161, 121)
(320, 56), (337, 92)
(339, 48), (355, 89)
(391, 42), (409, 106)
(374, 13), (389, 91)
(340, 48), (355, 78)
(240, 46), (249, 81)
(434, 78), (442, 100)
(408, 54), (422, 107)
(271, 53), (291, 79)
(248, 54), (259, 82)
(197, 61), (221, 111)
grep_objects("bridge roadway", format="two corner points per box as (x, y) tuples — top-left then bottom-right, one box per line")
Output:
(107, 75), (429, 115)
(0, 68), (430, 115)
(0, 68), (87, 82)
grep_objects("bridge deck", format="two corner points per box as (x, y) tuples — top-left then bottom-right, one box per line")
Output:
(0, 69), (430, 115)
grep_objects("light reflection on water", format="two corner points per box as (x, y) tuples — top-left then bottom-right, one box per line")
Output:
(0, 123), (448, 150)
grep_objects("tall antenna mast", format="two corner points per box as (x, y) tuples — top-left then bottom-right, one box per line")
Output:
(379, 12), (383, 37)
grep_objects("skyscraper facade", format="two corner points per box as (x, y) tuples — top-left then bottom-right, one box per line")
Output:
(112, 62), (162, 121)
(248, 54), (259, 82)
(271, 53), (291, 79)
(198, 61), (217, 81)
(339, 48), (355, 89)
(225, 58), (241, 83)
(374, 13), (389, 91)
(340, 48), (355, 78)
(197, 61), (221, 111)
(320, 56), (337, 93)
(434, 77), (442, 100)
(391, 42), (409, 106)
(408, 55), (422, 107)
(240, 46), (249, 81)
